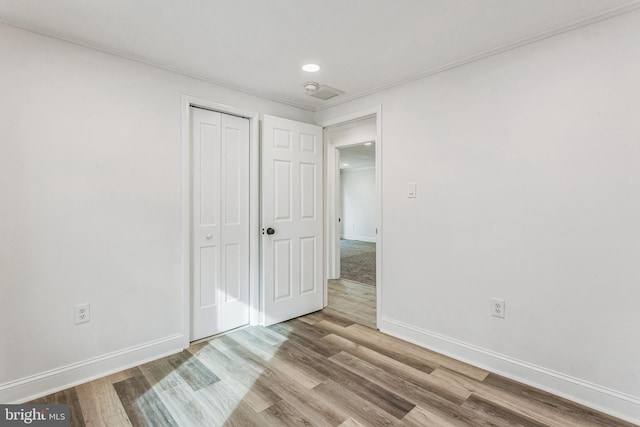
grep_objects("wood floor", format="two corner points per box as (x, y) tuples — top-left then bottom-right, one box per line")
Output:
(325, 278), (376, 329)
(31, 310), (637, 427)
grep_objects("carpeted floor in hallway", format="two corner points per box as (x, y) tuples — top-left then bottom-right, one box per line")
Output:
(340, 239), (376, 286)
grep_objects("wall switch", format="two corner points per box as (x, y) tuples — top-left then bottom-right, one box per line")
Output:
(74, 303), (90, 324)
(491, 298), (505, 318)
(408, 182), (417, 198)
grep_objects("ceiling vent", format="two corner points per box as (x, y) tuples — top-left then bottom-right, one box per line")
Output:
(307, 84), (345, 101)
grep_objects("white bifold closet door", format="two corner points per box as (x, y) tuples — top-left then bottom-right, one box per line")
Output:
(191, 107), (250, 341)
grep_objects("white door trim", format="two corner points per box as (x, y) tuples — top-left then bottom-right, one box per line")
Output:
(181, 95), (260, 349)
(319, 105), (382, 328)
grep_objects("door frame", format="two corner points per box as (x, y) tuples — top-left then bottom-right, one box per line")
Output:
(319, 105), (382, 328)
(180, 95), (260, 349)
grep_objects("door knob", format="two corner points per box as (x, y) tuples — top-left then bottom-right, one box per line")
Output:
(205, 234), (213, 240)
(266, 227), (276, 235)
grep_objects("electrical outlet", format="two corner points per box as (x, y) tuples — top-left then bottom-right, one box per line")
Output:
(74, 303), (90, 324)
(491, 298), (505, 318)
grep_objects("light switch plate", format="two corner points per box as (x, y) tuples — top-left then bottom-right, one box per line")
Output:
(408, 182), (416, 198)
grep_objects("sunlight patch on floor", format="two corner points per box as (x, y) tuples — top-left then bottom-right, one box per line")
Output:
(136, 326), (292, 425)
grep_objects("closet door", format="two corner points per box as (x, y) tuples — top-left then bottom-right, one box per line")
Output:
(191, 107), (249, 340)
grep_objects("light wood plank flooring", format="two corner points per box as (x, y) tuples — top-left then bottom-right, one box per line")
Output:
(30, 308), (636, 426)
(326, 278), (376, 329)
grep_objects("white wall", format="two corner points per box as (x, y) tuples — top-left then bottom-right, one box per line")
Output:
(0, 22), (313, 402)
(317, 9), (640, 423)
(341, 168), (376, 242)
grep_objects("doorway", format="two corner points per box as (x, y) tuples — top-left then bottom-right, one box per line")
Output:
(338, 143), (377, 286)
(322, 109), (381, 329)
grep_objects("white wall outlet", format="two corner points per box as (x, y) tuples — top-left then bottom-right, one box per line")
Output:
(74, 303), (90, 324)
(491, 298), (505, 318)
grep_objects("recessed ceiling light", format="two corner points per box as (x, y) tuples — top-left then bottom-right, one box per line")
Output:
(302, 63), (320, 72)
(364, 142), (372, 146)
(342, 163), (349, 167)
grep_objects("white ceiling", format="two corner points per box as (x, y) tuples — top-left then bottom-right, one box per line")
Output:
(340, 143), (376, 170)
(1, 0), (639, 111)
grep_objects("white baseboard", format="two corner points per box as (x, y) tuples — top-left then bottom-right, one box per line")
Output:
(379, 317), (640, 425)
(341, 234), (376, 243)
(0, 334), (184, 403)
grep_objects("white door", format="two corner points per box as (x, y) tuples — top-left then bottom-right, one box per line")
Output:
(262, 115), (324, 326)
(191, 107), (250, 340)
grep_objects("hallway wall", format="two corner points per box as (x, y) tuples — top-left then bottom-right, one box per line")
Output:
(341, 167), (376, 242)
